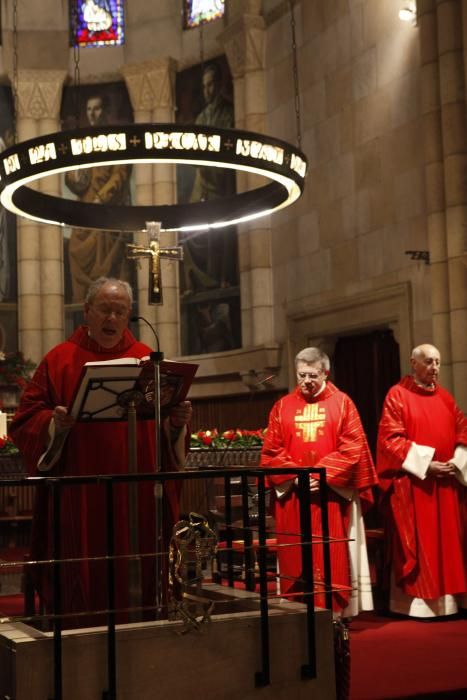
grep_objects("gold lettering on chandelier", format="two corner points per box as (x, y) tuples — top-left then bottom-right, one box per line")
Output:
(3, 153), (21, 175)
(28, 142), (57, 166)
(294, 404), (326, 442)
(144, 131), (221, 153)
(70, 132), (127, 156)
(290, 153), (306, 178)
(235, 138), (284, 166)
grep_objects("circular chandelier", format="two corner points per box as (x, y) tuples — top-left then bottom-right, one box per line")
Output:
(0, 124), (307, 233)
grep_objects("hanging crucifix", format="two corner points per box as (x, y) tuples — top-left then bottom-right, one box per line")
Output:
(127, 221), (184, 304)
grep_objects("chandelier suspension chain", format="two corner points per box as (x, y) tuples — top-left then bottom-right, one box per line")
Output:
(72, 2), (81, 125)
(289, 0), (302, 150)
(12, 0), (19, 144)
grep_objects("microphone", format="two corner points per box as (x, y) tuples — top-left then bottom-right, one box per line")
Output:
(255, 374), (276, 387)
(241, 370), (277, 392)
(130, 315), (160, 353)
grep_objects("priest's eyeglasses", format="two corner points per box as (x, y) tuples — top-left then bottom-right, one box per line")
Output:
(91, 304), (129, 319)
(297, 370), (324, 380)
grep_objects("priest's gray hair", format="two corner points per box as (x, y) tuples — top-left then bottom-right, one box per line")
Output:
(85, 277), (134, 306)
(295, 347), (330, 372)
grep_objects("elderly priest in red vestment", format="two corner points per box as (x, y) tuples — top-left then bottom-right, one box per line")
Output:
(261, 347), (378, 616)
(377, 343), (467, 618)
(10, 276), (192, 627)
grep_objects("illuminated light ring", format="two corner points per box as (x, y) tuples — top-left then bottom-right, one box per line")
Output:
(0, 124), (307, 232)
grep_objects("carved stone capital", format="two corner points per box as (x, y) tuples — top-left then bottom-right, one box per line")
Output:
(121, 58), (178, 113)
(219, 15), (265, 79)
(12, 69), (67, 121)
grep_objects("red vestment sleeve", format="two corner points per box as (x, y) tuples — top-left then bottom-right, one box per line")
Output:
(317, 395), (376, 497)
(260, 399), (300, 486)
(445, 393), (467, 448)
(376, 387), (411, 493)
(375, 385), (419, 578)
(10, 360), (58, 475)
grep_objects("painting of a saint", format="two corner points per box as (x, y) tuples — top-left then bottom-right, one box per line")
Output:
(176, 57), (241, 355)
(61, 84), (134, 304)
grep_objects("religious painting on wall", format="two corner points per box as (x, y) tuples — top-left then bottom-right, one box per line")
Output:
(0, 85), (18, 352)
(176, 55), (241, 356)
(60, 82), (136, 333)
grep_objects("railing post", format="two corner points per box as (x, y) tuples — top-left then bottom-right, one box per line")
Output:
(103, 478), (117, 700)
(254, 472), (270, 687)
(224, 475), (234, 587)
(51, 479), (63, 700)
(240, 472), (255, 591)
(298, 469), (316, 679)
(319, 469), (333, 611)
(3, 466), (335, 697)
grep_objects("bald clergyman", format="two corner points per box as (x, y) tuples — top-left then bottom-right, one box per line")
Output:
(377, 343), (467, 618)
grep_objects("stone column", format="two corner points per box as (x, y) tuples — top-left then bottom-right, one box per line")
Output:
(221, 11), (275, 349)
(436, 0), (467, 407)
(13, 69), (66, 363)
(418, 1), (452, 385)
(418, 0), (467, 408)
(121, 59), (180, 357)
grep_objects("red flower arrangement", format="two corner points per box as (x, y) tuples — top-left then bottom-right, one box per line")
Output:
(0, 435), (19, 456)
(190, 428), (266, 450)
(0, 351), (35, 389)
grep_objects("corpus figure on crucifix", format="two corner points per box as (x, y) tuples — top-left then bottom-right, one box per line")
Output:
(127, 221), (183, 305)
(260, 346), (378, 616)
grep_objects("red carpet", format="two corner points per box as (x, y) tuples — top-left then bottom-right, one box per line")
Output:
(349, 612), (467, 699)
(0, 593), (25, 616)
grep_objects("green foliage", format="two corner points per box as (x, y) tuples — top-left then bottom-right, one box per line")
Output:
(190, 428), (266, 450)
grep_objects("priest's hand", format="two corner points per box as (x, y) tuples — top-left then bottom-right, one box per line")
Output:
(169, 400), (193, 428)
(428, 460), (457, 478)
(309, 477), (320, 492)
(52, 406), (75, 434)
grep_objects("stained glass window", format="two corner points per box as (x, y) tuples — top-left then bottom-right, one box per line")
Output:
(70, 0), (125, 48)
(183, 0), (225, 30)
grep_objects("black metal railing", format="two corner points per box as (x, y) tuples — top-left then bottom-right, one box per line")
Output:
(0, 466), (336, 700)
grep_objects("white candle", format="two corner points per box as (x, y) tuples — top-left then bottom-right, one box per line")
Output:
(0, 411), (7, 438)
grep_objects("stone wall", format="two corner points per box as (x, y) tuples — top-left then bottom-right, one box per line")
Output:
(264, 0), (466, 407)
(0, 0), (464, 407)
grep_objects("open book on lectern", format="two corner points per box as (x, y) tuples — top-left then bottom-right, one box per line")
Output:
(37, 357), (198, 472)
(70, 357), (198, 422)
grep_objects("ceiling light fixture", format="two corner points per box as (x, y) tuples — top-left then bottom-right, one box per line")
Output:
(399, 2), (417, 24)
(0, 124), (307, 232)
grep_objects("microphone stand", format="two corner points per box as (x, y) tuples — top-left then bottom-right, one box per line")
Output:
(131, 316), (164, 619)
(150, 347), (164, 619)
